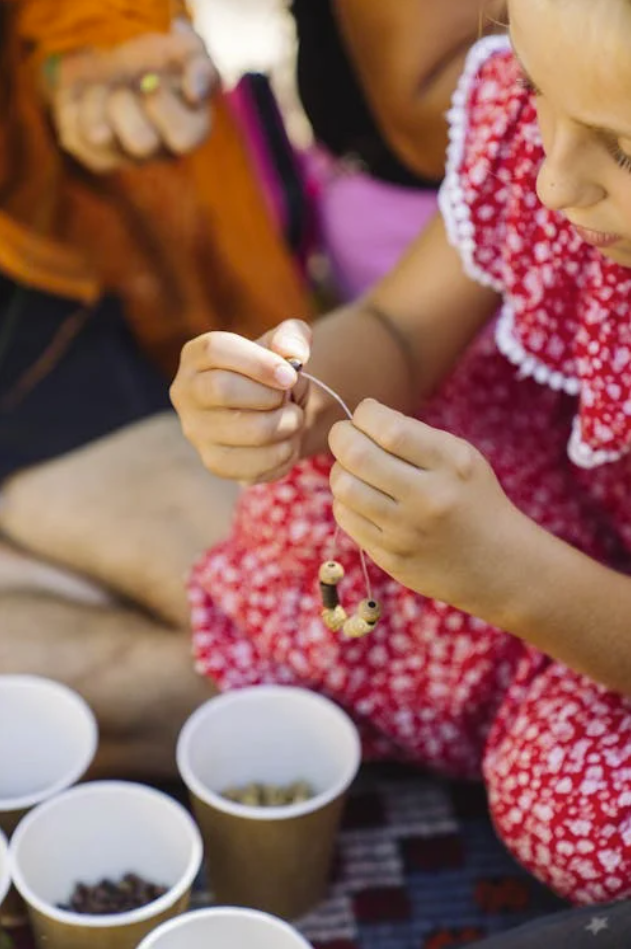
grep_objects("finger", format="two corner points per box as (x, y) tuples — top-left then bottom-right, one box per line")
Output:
(142, 86), (209, 154)
(173, 16), (196, 35)
(181, 55), (218, 105)
(193, 371), (286, 411)
(352, 399), (470, 472)
(265, 320), (312, 365)
(107, 30), (206, 84)
(330, 461), (397, 529)
(195, 403), (303, 447)
(78, 84), (115, 148)
(54, 88), (123, 172)
(332, 500), (383, 555)
(329, 420), (418, 503)
(182, 332), (300, 392)
(107, 88), (161, 158)
(54, 28), (208, 95)
(200, 437), (301, 482)
(168, 19), (208, 59)
(249, 446), (303, 485)
(290, 375), (310, 410)
(53, 50), (112, 94)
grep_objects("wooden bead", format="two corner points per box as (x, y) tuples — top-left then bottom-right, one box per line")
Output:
(322, 605), (347, 631)
(319, 581), (340, 610)
(342, 614), (372, 639)
(357, 599), (381, 626)
(318, 561), (377, 638)
(318, 560), (345, 585)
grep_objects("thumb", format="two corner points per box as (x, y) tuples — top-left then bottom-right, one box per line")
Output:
(265, 319), (312, 366)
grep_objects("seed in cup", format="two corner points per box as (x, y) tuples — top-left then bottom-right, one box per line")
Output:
(220, 781), (314, 807)
(57, 873), (168, 915)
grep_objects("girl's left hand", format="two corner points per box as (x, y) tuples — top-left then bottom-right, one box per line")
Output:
(329, 399), (524, 618)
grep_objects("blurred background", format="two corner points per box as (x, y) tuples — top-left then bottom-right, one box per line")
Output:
(192, 0), (312, 144)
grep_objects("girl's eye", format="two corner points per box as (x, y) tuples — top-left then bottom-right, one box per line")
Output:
(516, 73), (541, 96)
(606, 141), (631, 174)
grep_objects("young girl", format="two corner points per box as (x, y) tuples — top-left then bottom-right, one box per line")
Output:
(171, 0), (631, 905)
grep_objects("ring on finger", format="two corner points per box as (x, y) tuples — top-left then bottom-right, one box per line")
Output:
(137, 71), (162, 96)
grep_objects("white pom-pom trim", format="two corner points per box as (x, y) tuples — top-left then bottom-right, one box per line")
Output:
(495, 305), (580, 396)
(497, 310), (628, 468)
(438, 34), (510, 293)
(567, 417), (624, 469)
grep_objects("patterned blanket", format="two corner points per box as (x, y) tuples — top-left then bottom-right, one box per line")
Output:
(5, 765), (566, 949)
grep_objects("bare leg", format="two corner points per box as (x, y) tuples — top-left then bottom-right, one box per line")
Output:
(0, 537), (113, 605)
(0, 413), (231, 776)
(0, 412), (240, 626)
(0, 589), (216, 779)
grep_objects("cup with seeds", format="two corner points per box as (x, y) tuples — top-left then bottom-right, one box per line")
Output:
(137, 906), (314, 949)
(9, 781), (203, 949)
(177, 685), (361, 919)
(0, 675), (98, 927)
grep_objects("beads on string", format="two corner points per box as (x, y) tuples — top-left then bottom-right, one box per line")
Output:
(319, 561), (347, 630)
(319, 561), (381, 639)
(323, 606), (348, 632)
(358, 598), (382, 625)
(285, 357), (381, 640)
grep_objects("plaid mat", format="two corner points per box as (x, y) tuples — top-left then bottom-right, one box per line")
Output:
(5, 765), (565, 949)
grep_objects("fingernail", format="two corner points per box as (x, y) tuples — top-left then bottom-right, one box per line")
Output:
(173, 17), (192, 34)
(186, 60), (215, 102)
(274, 363), (297, 388)
(192, 72), (211, 100)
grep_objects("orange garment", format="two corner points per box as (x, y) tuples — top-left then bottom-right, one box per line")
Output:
(0, 0), (312, 374)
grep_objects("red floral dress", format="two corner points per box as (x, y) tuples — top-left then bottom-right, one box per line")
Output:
(190, 37), (631, 904)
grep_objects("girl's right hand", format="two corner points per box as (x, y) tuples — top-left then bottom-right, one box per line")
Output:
(170, 320), (312, 484)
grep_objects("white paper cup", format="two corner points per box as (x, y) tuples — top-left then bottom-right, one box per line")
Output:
(137, 906), (314, 948)
(177, 686), (361, 919)
(0, 829), (10, 908)
(0, 675), (98, 835)
(9, 781), (203, 949)
(0, 675), (98, 927)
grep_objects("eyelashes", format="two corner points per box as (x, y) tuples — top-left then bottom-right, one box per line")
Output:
(606, 141), (631, 174)
(516, 72), (541, 96)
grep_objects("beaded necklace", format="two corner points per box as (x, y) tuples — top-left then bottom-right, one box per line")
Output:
(287, 358), (381, 639)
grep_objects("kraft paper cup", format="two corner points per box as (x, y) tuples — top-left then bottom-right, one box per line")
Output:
(9, 781), (203, 949)
(137, 906), (314, 949)
(177, 685), (361, 919)
(0, 675), (98, 926)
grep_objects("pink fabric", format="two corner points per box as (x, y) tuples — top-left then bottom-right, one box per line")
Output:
(226, 78), (438, 301)
(189, 38), (631, 904)
(304, 148), (438, 300)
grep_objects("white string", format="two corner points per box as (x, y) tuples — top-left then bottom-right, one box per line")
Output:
(300, 369), (374, 602)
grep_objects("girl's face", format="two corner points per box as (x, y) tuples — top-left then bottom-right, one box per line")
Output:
(509, 0), (631, 266)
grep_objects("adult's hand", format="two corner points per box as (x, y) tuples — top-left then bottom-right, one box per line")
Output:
(46, 20), (217, 172)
